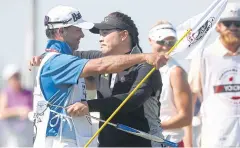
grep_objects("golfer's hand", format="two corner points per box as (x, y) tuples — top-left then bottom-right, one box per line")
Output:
(29, 56), (42, 71)
(66, 102), (89, 117)
(145, 53), (168, 69)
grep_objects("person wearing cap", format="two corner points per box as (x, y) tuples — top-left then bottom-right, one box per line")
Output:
(188, 2), (240, 147)
(32, 6), (167, 148)
(0, 64), (33, 147)
(31, 11), (166, 147)
(148, 20), (192, 147)
(73, 12), (165, 147)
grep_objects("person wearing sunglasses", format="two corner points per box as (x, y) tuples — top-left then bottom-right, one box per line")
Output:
(188, 3), (240, 147)
(148, 20), (192, 147)
(29, 10), (168, 147)
(30, 5), (169, 148)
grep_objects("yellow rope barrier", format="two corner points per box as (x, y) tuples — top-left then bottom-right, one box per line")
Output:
(84, 29), (192, 148)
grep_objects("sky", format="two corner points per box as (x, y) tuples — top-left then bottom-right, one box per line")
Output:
(0, 0), (239, 88)
(34, 0), (218, 54)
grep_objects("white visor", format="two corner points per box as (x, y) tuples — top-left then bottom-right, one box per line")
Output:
(149, 24), (177, 41)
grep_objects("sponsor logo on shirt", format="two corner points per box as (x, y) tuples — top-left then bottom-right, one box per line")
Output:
(213, 67), (240, 101)
(214, 84), (240, 93)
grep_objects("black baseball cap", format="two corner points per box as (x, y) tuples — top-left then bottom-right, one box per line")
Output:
(90, 14), (134, 35)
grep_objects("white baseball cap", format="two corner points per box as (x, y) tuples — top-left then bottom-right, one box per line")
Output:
(220, 3), (240, 21)
(45, 5), (94, 29)
(2, 64), (20, 80)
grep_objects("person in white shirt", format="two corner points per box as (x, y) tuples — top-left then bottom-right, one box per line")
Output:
(32, 5), (168, 148)
(148, 20), (192, 147)
(188, 3), (240, 147)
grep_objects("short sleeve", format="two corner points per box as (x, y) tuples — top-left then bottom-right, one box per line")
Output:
(49, 54), (89, 85)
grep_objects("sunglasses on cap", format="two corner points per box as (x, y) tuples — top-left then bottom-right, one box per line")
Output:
(156, 39), (176, 47)
(221, 21), (240, 28)
(44, 16), (72, 27)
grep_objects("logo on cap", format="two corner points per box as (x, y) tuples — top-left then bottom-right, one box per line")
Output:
(104, 17), (109, 23)
(72, 12), (82, 22)
(44, 16), (50, 26)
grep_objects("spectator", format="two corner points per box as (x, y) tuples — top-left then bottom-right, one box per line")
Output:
(0, 64), (33, 147)
(188, 3), (240, 147)
(149, 20), (192, 147)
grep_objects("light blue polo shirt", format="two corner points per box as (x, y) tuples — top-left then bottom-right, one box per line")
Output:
(39, 40), (89, 139)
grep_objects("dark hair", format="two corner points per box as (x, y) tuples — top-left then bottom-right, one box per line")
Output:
(108, 12), (143, 53)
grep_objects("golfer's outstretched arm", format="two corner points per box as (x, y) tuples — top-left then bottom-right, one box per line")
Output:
(80, 53), (167, 78)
